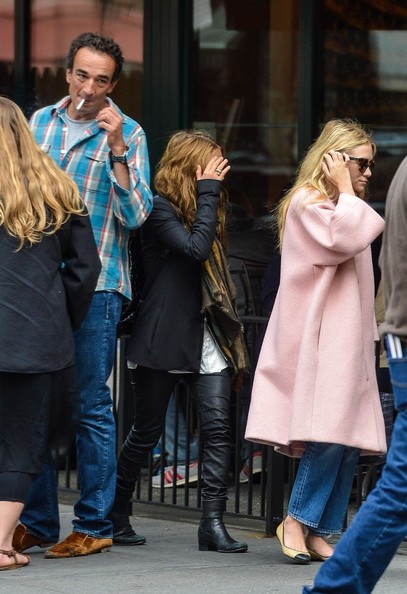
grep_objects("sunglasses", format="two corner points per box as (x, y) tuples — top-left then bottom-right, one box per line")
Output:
(348, 156), (375, 174)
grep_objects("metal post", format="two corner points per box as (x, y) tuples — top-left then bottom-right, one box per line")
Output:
(14, 0), (31, 111)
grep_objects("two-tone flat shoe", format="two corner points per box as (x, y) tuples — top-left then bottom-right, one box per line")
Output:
(276, 521), (311, 564)
(307, 546), (333, 562)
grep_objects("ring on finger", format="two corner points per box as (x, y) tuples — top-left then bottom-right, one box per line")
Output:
(215, 168), (222, 175)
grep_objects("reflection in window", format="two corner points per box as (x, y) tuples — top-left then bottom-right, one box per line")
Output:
(193, 0), (299, 240)
(323, 0), (407, 205)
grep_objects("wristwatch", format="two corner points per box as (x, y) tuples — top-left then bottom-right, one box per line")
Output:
(110, 151), (127, 165)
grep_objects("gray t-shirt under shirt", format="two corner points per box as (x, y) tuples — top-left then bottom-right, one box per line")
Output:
(65, 113), (95, 150)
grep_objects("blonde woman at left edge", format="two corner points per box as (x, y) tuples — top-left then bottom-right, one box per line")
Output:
(0, 97), (100, 570)
(245, 119), (386, 563)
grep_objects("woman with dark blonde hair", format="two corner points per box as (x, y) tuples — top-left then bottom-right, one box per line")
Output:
(109, 129), (248, 552)
(0, 96), (100, 570)
(246, 119), (386, 563)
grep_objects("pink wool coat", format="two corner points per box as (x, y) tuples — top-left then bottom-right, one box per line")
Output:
(245, 189), (386, 458)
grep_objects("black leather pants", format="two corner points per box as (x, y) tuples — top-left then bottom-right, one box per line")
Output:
(115, 366), (232, 502)
(193, 369), (232, 500)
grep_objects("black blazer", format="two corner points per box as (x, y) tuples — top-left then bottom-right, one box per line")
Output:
(126, 179), (221, 372)
(0, 213), (101, 373)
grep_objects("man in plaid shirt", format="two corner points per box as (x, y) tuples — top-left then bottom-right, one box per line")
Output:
(13, 32), (153, 558)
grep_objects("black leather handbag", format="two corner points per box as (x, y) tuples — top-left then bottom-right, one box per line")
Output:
(116, 230), (144, 337)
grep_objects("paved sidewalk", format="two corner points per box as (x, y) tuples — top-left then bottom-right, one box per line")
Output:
(1, 503), (406, 594)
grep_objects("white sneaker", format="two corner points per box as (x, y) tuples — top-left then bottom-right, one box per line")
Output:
(152, 461), (199, 488)
(239, 451), (263, 483)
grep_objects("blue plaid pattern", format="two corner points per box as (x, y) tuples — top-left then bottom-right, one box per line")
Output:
(30, 96), (153, 298)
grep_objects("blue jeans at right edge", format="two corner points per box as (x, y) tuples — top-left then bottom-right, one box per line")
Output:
(303, 348), (407, 594)
(288, 442), (360, 536)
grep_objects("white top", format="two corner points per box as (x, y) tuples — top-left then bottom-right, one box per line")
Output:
(127, 322), (228, 374)
(199, 322), (229, 374)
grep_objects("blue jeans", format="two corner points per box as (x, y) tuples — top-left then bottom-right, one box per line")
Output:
(21, 292), (123, 539)
(289, 442), (360, 536)
(161, 392), (199, 465)
(303, 346), (407, 594)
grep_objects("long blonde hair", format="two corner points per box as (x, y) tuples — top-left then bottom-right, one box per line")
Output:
(0, 96), (83, 248)
(277, 118), (376, 246)
(154, 129), (227, 245)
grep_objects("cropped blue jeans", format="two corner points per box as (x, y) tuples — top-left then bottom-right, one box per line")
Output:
(303, 345), (407, 594)
(289, 442), (360, 536)
(21, 291), (122, 539)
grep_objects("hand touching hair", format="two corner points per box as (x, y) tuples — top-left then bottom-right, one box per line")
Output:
(277, 118), (375, 245)
(154, 129), (229, 237)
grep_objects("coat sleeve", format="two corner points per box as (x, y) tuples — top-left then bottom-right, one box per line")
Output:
(145, 179), (221, 262)
(57, 212), (102, 331)
(292, 191), (385, 265)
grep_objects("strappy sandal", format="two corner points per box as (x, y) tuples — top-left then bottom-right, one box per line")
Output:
(0, 548), (30, 571)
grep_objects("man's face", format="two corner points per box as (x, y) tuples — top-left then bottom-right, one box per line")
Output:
(66, 47), (118, 120)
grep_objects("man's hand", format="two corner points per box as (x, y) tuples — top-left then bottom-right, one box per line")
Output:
(96, 106), (126, 155)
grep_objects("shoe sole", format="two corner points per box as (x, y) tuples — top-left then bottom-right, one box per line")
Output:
(152, 476), (199, 488)
(198, 543), (248, 553)
(44, 547), (111, 559)
(0, 563), (28, 571)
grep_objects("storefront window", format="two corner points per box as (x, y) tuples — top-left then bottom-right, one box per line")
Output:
(323, 0), (407, 207)
(192, 0), (407, 250)
(192, 0), (299, 265)
(29, 0), (144, 119)
(0, 0), (15, 96)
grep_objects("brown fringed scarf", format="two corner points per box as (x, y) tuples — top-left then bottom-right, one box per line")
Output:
(201, 238), (250, 377)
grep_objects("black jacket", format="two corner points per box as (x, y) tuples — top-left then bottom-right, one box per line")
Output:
(126, 179), (221, 372)
(0, 213), (101, 373)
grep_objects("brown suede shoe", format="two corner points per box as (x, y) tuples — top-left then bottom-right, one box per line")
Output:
(12, 524), (57, 553)
(44, 532), (112, 558)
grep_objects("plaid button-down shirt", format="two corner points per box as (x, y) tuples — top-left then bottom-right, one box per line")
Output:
(29, 96), (153, 299)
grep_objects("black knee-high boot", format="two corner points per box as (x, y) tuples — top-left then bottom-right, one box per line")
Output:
(198, 500), (248, 553)
(194, 371), (248, 553)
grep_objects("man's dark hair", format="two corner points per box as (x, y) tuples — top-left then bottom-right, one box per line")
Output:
(66, 32), (124, 82)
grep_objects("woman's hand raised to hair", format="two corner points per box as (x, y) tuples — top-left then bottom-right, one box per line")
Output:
(196, 156), (231, 181)
(322, 150), (354, 197)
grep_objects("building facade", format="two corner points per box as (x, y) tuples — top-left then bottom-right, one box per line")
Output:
(3, 0), (406, 523)
(3, 0), (407, 263)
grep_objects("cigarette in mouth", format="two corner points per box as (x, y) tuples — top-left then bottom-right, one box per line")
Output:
(76, 98), (85, 110)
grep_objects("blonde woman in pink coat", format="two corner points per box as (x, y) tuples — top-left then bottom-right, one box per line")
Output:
(245, 119), (386, 564)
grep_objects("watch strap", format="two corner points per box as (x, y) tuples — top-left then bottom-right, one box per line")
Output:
(110, 152), (127, 164)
